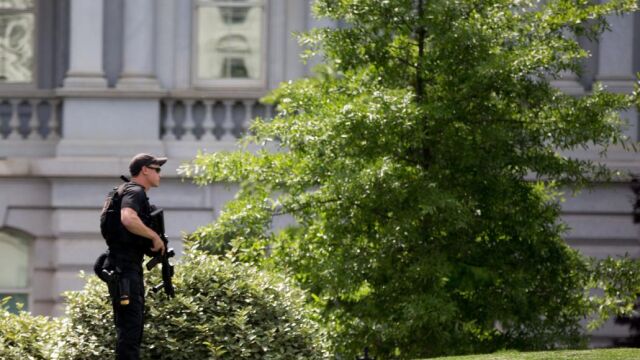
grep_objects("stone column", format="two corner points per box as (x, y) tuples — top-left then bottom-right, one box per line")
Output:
(63, 0), (107, 88)
(56, 0), (163, 157)
(116, 0), (160, 90)
(597, 13), (635, 92)
(284, 0), (308, 80)
(596, 12), (636, 140)
(268, 0), (286, 89)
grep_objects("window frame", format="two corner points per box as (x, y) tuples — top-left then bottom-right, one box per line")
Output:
(0, 228), (33, 313)
(191, 0), (268, 89)
(0, 0), (38, 89)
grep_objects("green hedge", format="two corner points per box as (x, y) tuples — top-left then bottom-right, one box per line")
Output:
(0, 299), (62, 360)
(1, 251), (331, 359)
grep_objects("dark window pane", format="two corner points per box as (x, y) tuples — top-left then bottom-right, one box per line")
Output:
(221, 57), (248, 78)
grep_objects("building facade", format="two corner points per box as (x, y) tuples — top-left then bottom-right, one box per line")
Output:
(0, 0), (637, 346)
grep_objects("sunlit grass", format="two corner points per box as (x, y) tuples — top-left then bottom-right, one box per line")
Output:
(430, 348), (640, 360)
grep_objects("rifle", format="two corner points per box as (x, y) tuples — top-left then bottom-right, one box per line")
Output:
(146, 207), (175, 297)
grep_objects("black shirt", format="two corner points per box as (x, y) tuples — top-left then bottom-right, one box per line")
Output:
(117, 182), (152, 261)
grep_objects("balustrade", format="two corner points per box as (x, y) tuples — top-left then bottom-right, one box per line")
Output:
(0, 94), (61, 142)
(160, 97), (274, 142)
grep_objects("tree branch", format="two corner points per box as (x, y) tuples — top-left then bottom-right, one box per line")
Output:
(415, 0), (426, 102)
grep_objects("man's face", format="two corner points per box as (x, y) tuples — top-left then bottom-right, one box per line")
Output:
(144, 164), (162, 187)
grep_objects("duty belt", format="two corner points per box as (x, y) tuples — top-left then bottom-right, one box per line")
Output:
(107, 250), (143, 274)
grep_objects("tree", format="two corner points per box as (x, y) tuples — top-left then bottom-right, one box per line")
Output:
(181, 0), (640, 358)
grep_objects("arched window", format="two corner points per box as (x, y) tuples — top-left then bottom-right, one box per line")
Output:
(194, 0), (266, 86)
(0, 229), (30, 313)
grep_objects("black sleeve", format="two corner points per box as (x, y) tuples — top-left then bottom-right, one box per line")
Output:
(120, 186), (146, 214)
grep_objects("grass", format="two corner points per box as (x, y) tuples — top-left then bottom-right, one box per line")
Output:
(430, 348), (640, 360)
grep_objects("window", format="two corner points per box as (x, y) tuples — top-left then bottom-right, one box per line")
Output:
(194, 0), (266, 87)
(0, 229), (30, 313)
(0, 0), (34, 84)
(221, 57), (248, 77)
(219, 6), (249, 24)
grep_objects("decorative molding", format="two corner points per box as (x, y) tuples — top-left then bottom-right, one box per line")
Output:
(168, 88), (268, 99)
(55, 88), (167, 98)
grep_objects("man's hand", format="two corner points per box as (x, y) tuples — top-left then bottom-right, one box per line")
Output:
(121, 207), (165, 255)
(150, 234), (166, 255)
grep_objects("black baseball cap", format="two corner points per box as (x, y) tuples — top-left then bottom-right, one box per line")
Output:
(129, 153), (168, 176)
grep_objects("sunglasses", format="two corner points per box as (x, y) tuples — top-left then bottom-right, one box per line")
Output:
(147, 166), (161, 174)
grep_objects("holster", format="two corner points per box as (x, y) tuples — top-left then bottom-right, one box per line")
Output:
(94, 251), (131, 306)
(93, 251), (115, 283)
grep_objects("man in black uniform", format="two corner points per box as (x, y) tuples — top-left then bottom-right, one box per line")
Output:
(109, 153), (166, 360)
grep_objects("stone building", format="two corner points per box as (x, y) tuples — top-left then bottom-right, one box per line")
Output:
(0, 0), (637, 346)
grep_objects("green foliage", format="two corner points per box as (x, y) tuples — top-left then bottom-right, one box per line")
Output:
(180, 0), (640, 358)
(0, 298), (62, 360)
(587, 256), (640, 330)
(0, 252), (330, 359)
(56, 251), (330, 359)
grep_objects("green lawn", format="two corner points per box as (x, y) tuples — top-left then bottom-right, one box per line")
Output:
(430, 348), (640, 360)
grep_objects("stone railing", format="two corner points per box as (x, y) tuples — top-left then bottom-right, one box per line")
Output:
(0, 91), (62, 157)
(160, 96), (276, 142)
